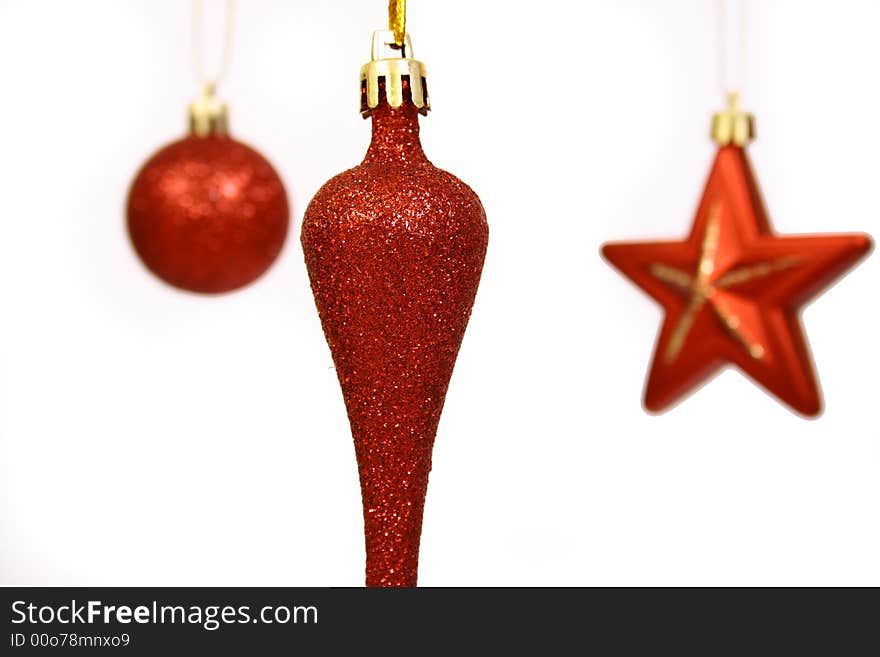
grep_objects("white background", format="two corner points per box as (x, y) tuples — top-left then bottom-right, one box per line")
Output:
(1, 0), (878, 586)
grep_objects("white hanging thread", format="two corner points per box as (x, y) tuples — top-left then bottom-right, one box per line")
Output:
(192, 0), (236, 94)
(716, 0), (747, 101)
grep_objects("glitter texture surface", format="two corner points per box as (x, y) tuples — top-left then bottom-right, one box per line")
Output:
(301, 86), (488, 586)
(127, 134), (289, 293)
(602, 145), (872, 416)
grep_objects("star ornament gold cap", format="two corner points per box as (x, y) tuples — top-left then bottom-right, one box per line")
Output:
(711, 92), (754, 146)
(360, 29), (430, 118)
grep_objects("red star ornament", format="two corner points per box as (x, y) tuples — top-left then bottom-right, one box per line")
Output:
(602, 144), (872, 416)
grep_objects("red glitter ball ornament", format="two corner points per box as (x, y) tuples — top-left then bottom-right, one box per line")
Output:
(301, 33), (488, 587)
(127, 127), (289, 294)
(602, 102), (872, 416)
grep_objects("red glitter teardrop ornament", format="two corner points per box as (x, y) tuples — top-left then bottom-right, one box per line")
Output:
(127, 92), (289, 294)
(301, 31), (488, 586)
(602, 97), (872, 416)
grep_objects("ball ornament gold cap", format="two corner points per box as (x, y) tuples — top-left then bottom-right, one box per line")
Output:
(188, 82), (229, 137)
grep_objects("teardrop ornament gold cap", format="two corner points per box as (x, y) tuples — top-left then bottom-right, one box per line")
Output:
(360, 30), (430, 118)
(188, 82), (229, 137)
(711, 92), (754, 146)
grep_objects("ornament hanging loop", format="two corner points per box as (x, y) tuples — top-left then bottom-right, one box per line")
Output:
(192, 0), (236, 91)
(715, 0), (747, 103)
(189, 0), (235, 136)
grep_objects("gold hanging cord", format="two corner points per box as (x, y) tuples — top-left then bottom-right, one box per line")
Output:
(192, 0), (236, 94)
(389, 0), (407, 48)
(715, 0), (746, 102)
